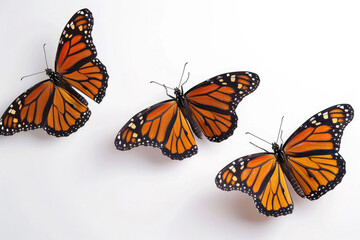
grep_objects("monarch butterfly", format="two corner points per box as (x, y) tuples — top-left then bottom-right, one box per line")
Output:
(215, 104), (354, 217)
(115, 64), (260, 160)
(0, 8), (108, 137)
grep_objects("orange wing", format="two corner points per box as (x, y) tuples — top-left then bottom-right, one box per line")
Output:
(186, 72), (259, 142)
(215, 153), (293, 217)
(43, 86), (91, 137)
(216, 153), (293, 217)
(284, 104), (354, 200)
(55, 9), (108, 103)
(115, 100), (198, 160)
(62, 58), (108, 103)
(0, 80), (54, 136)
(0, 80), (90, 137)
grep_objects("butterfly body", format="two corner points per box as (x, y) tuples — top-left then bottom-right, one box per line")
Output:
(115, 71), (260, 160)
(0, 9), (108, 137)
(44, 68), (71, 92)
(173, 87), (203, 139)
(45, 68), (59, 83)
(272, 142), (306, 198)
(216, 104), (354, 217)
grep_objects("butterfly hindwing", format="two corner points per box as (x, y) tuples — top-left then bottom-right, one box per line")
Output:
(62, 58), (108, 103)
(0, 80), (54, 136)
(283, 104), (354, 200)
(115, 100), (198, 160)
(55, 8), (108, 103)
(186, 72), (259, 142)
(286, 153), (345, 200)
(216, 153), (293, 217)
(44, 86), (91, 137)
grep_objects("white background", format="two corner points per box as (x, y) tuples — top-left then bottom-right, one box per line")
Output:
(0, 0), (359, 239)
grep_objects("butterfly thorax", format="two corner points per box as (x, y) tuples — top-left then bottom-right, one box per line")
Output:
(174, 88), (184, 102)
(272, 142), (289, 165)
(173, 87), (203, 139)
(272, 142), (306, 198)
(45, 68), (62, 85)
(272, 143), (283, 161)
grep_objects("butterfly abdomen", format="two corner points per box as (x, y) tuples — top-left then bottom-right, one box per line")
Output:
(273, 144), (306, 198)
(180, 98), (203, 139)
(279, 159), (306, 198)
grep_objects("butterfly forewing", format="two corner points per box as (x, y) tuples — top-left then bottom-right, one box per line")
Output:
(56, 8), (108, 103)
(115, 100), (198, 160)
(55, 9), (95, 74)
(0, 80), (54, 136)
(215, 153), (293, 217)
(186, 72), (259, 142)
(283, 104), (354, 200)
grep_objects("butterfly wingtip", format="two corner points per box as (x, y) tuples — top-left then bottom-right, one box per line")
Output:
(78, 8), (91, 14)
(94, 95), (105, 104)
(337, 103), (353, 109)
(332, 103), (354, 123)
(114, 138), (127, 151)
(93, 87), (107, 103)
(342, 103), (354, 113)
(214, 173), (234, 191)
(214, 183), (232, 192)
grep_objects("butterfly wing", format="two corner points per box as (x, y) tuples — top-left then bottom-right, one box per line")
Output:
(43, 85), (91, 137)
(0, 80), (54, 135)
(0, 80), (90, 137)
(216, 153), (293, 217)
(283, 104), (354, 200)
(55, 8), (108, 103)
(62, 59), (108, 103)
(185, 72), (259, 142)
(115, 100), (198, 160)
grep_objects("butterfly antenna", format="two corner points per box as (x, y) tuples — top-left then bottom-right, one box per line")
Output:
(246, 132), (272, 145)
(178, 62), (188, 88)
(20, 44), (49, 81)
(249, 142), (270, 153)
(43, 43), (49, 69)
(20, 71), (46, 81)
(276, 116), (284, 144)
(280, 130), (284, 145)
(150, 81), (175, 98)
(181, 72), (190, 88)
(150, 81), (174, 90)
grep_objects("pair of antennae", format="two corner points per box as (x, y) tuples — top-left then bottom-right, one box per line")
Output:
(246, 116), (284, 151)
(150, 62), (190, 92)
(21, 44), (49, 81)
